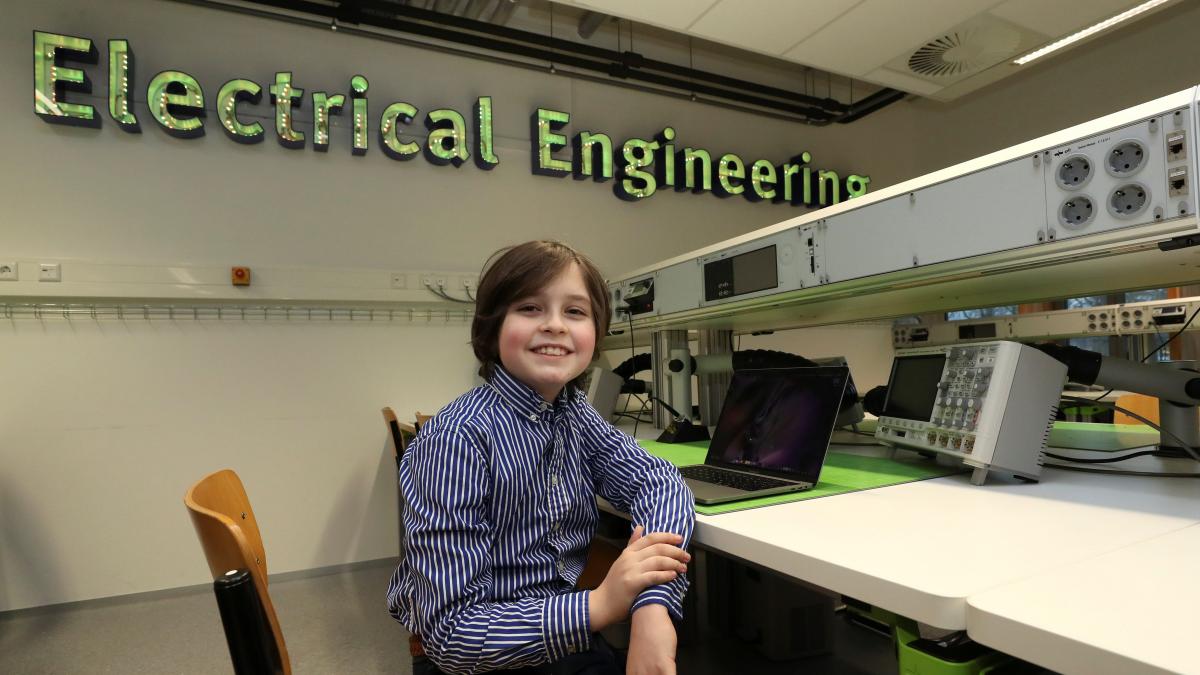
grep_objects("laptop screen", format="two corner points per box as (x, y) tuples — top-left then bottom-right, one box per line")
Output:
(706, 366), (849, 483)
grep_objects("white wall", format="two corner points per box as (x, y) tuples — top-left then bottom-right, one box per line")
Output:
(2, 0), (1199, 611)
(0, 0), (914, 611)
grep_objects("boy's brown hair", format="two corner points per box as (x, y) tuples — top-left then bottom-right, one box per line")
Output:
(471, 241), (611, 387)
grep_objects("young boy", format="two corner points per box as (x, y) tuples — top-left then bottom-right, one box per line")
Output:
(387, 241), (696, 675)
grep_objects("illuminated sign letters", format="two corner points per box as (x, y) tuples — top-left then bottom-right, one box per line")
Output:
(32, 30), (870, 208)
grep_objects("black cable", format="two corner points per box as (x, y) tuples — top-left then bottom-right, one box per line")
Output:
(426, 285), (474, 304)
(1044, 449), (1163, 464)
(1059, 395), (1200, 462)
(649, 395), (685, 420)
(632, 394), (649, 438)
(627, 309), (635, 362)
(1044, 463), (1200, 478)
(1142, 303), (1200, 362)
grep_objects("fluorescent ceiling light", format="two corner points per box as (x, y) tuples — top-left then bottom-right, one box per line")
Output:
(1013, 0), (1172, 65)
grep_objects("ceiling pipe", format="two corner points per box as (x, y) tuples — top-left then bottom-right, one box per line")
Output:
(215, 0), (903, 124)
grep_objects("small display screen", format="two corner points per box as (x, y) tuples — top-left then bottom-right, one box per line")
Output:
(704, 245), (778, 301)
(881, 354), (946, 422)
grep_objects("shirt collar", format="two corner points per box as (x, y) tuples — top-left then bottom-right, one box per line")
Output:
(487, 365), (574, 421)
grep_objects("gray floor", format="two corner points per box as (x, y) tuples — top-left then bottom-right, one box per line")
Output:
(0, 558), (895, 674)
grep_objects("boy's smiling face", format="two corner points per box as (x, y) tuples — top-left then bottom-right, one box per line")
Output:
(498, 262), (597, 402)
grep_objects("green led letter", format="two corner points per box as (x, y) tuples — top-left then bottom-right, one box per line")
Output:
(147, 70), (205, 138)
(474, 96), (499, 170)
(655, 127), (676, 189)
(531, 108), (571, 177)
(778, 152), (811, 205)
(818, 169), (841, 204)
(33, 31), (99, 128)
(714, 153), (745, 197)
(107, 39), (138, 132)
(748, 159), (776, 202)
(269, 72), (304, 148)
(678, 147), (712, 192)
(571, 131), (613, 182)
(312, 92), (345, 152)
(217, 79), (263, 144)
(615, 138), (659, 201)
(350, 75), (368, 155)
(424, 108), (469, 166)
(846, 174), (871, 198)
(380, 102), (420, 161)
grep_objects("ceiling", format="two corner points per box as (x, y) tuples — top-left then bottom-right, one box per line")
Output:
(551, 0), (1179, 101)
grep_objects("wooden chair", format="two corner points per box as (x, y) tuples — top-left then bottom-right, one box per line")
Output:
(185, 469), (290, 675)
(382, 406), (418, 467)
(1115, 393), (1159, 425)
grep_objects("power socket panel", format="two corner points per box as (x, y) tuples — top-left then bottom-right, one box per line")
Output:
(0, 261), (16, 281)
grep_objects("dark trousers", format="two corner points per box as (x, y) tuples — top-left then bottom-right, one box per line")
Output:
(412, 633), (623, 675)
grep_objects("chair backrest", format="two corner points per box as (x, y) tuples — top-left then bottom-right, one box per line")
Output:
(382, 407), (418, 467)
(184, 469), (291, 675)
(1114, 393), (1159, 425)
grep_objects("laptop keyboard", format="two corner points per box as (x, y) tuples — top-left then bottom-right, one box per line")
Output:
(679, 465), (797, 492)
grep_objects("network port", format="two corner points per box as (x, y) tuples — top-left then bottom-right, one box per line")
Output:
(1167, 131), (1187, 162)
(1169, 167), (1188, 198)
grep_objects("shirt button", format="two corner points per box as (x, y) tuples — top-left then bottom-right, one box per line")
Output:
(556, 560), (565, 574)
(551, 474), (560, 486)
(567, 645), (577, 654)
(529, 413), (538, 421)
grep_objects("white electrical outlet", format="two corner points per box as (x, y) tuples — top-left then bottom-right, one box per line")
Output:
(38, 263), (61, 282)
(421, 275), (435, 288)
(462, 277), (475, 290)
(435, 276), (448, 290)
(0, 262), (16, 281)
(390, 273), (407, 289)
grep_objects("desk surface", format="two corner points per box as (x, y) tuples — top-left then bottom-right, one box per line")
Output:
(693, 457), (1197, 629)
(967, 522), (1200, 675)
(621, 421), (1199, 669)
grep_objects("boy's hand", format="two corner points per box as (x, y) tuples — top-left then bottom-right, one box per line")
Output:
(588, 525), (689, 631)
(627, 604), (677, 675)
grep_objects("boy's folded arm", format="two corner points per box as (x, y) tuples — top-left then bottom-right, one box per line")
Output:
(399, 429), (592, 673)
(578, 406), (697, 619)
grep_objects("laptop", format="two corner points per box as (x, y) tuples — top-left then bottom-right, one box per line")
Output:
(679, 366), (850, 505)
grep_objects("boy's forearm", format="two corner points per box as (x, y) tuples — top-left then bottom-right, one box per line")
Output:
(587, 586), (620, 632)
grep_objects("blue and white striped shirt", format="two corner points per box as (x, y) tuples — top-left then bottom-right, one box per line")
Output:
(386, 365), (695, 673)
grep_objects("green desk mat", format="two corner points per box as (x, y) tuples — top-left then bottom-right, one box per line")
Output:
(1047, 421), (1158, 452)
(638, 440), (963, 516)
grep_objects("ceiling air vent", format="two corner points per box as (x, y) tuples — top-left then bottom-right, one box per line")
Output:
(907, 24), (1021, 78)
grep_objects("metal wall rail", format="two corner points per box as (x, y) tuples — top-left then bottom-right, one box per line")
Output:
(0, 302), (473, 323)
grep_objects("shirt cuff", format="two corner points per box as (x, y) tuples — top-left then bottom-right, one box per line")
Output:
(543, 591), (592, 662)
(632, 579), (687, 621)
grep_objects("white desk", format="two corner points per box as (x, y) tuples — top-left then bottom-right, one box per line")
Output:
(967, 522), (1200, 675)
(689, 446), (1198, 630)
(619, 420), (1199, 668)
